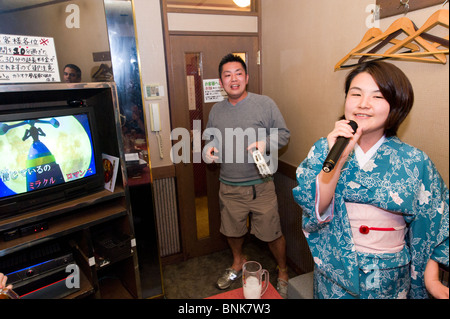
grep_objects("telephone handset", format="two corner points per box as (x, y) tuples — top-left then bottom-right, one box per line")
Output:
(149, 103), (163, 158)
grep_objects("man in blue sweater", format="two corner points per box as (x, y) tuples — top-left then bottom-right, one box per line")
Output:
(204, 54), (290, 298)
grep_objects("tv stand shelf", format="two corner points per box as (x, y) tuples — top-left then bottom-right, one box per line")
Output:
(0, 186), (126, 233)
(0, 83), (142, 299)
(0, 191), (128, 256)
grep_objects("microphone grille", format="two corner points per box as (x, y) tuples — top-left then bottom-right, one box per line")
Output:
(348, 120), (358, 133)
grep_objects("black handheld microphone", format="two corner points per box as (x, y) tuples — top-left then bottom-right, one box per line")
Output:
(322, 120), (358, 173)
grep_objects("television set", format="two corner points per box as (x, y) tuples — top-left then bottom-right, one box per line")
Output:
(0, 104), (105, 220)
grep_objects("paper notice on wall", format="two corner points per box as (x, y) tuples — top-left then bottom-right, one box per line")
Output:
(0, 34), (60, 83)
(203, 79), (227, 103)
(187, 75), (196, 110)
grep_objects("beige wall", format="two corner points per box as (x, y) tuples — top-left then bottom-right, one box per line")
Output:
(261, 0), (449, 186)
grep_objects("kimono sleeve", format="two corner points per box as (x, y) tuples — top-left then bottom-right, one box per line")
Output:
(428, 166), (449, 267)
(292, 138), (331, 233)
(408, 156), (449, 298)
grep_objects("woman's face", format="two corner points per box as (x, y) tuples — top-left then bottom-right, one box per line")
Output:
(344, 72), (390, 141)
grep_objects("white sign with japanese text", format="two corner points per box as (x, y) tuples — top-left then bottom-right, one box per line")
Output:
(0, 34), (60, 83)
(203, 79), (227, 103)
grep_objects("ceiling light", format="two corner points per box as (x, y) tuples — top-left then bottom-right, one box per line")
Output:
(233, 0), (251, 8)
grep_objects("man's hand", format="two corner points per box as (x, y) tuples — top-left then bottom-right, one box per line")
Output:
(247, 140), (266, 155)
(204, 146), (219, 164)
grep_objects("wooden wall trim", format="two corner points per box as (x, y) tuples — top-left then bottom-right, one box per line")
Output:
(168, 30), (258, 37)
(277, 159), (297, 180)
(377, 0), (443, 18)
(151, 164), (176, 180)
(165, 0), (260, 16)
(166, 8), (258, 16)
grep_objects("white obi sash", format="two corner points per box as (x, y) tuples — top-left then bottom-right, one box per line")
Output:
(346, 202), (407, 254)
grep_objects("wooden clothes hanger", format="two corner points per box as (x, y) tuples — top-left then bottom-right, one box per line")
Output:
(356, 24), (448, 63)
(358, 28), (419, 63)
(384, 9), (449, 56)
(334, 28), (383, 69)
(351, 49), (449, 62)
(350, 17), (417, 52)
(335, 12), (449, 70)
(335, 17), (421, 70)
(355, 33), (449, 63)
(334, 24), (420, 70)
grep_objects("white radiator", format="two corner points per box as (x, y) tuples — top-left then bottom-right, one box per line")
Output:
(153, 177), (181, 257)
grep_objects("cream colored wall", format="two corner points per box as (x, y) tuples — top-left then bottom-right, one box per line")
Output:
(261, 0), (449, 186)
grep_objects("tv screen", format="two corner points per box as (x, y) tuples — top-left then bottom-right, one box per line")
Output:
(0, 106), (104, 219)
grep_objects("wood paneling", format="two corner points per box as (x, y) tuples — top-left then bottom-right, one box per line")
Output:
(377, 0), (444, 18)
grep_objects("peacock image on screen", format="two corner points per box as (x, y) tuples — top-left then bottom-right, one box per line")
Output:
(0, 113), (96, 199)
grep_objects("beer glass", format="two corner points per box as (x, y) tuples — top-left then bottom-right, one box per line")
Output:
(242, 261), (269, 299)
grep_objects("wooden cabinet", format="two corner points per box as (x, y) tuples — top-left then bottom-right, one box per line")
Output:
(0, 83), (142, 299)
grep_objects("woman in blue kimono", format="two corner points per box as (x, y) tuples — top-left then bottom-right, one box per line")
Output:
(292, 61), (448, 299)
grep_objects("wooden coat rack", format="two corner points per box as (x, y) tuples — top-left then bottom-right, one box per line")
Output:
(376, 0), (445, 18)
(335, 8), (449, 70)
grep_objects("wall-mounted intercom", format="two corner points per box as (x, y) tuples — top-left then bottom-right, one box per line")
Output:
(149, 103), (161, 132)
(148, 102), (163, 159)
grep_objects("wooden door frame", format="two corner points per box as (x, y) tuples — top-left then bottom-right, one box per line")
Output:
(160, 0), (262, 261)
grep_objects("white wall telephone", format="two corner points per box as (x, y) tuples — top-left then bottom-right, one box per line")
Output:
(149, 102), (163, 158)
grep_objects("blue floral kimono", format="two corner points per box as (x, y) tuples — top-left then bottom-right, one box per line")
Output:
(292, 136), (449, 299)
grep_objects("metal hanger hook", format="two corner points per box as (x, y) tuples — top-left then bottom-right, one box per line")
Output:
(398, 0), (410, 14)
